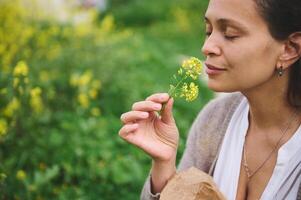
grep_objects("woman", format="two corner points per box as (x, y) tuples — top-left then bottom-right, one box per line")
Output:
(118, 0), (301, 199)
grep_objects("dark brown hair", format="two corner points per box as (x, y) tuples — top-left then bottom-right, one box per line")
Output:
(254, 0), (301, 108)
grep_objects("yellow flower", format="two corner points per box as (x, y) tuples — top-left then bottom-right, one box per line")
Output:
(13, 61), (29, 76)
(88, 89), (98, 99)
(100, 15), (115, 33)
(180, 82), (199, 102)
(91, 107), (101, 117)
(78, 93), (89, 108)
(30, 87), (43, 113)
(0, 118), (8, 136)
(78, 71), (92, 87)
(16, 170), (26, 181)
(4, 97), (20, 117)
(167, 57), (202, 102)
(70, 71), (93, 87)
(181, 57), (202, 80)
(30, 87), (42, 96)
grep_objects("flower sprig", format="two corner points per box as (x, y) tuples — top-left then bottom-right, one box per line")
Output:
(168, 57), (202, 102)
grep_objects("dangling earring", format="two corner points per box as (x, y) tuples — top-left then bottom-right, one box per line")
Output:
(277, 66), (284, 77)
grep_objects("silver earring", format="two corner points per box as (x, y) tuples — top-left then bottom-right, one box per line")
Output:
(277, 66), (284, 77)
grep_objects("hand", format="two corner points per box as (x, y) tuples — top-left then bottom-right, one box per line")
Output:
(119, 93), (179, 162)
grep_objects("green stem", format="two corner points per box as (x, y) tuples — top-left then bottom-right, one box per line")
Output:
(168, 76), (186, 97)
(159, 75), (187, 115)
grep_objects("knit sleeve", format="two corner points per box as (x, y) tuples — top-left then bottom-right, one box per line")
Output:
(177, 97), (220, 172)
(140, 92), (242, 200)
(140, 175), (161, 200)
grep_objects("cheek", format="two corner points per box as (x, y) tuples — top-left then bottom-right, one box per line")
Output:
(227, 38), (277, 69)
(212, 40), (279, 91)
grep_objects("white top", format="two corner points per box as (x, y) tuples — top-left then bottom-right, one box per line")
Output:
(213, 97), (301, 200)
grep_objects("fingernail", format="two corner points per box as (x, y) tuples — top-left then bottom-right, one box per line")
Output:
(154, 104), (162, 109)
(132, 123), (139, 128)
(161, 93), (169, 98)
(141, 112), (149, 118)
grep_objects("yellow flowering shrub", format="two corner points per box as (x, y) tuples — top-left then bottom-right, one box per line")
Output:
(0, 0), (33, 72)
(0, 0), (106, 142)
(1, 60), (44, 122)
(70, 70), (102, 111)
(0, 1), (109, 197)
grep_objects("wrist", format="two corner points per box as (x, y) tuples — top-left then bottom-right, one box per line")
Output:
(150, 158), (176, 194)
(151, 156), (177, 178)
(153, 149), (177, 164)
(152, 156), (176, 167)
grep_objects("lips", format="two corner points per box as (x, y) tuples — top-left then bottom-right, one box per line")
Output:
(205, 63), (226, 71)
(205, 63), (226, 75)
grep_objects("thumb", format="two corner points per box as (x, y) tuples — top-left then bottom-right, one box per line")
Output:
(161, 97), (175, 125)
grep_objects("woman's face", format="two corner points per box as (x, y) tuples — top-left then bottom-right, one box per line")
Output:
(202, 0), (283, 92)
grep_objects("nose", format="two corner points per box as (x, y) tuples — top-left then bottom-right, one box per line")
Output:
(201, 35), (222, 57)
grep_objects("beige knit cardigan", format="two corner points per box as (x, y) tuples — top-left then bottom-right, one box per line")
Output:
(140, 92), (301, 200)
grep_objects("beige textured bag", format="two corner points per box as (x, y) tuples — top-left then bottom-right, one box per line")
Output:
(160, 167), (227, 200)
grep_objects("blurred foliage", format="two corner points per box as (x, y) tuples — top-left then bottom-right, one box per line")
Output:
(0, 0), (212, 199)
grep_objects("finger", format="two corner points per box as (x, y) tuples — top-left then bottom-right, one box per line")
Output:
(146, 93), (170, 103)
(132, 101), (162, 111)
(120, 111), (149, 124)
(118, 123), (139, 138)
(161, 97), (175, 125)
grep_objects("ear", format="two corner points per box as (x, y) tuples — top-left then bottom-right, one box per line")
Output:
(278, 32), (301, 70)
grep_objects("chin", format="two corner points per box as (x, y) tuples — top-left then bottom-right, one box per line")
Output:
(207, 81), (238, 93)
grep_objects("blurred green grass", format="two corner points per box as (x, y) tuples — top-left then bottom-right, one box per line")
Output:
(0, 0), (212, 199)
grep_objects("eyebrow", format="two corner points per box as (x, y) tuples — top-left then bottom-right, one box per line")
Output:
(204, 16), (248, 32)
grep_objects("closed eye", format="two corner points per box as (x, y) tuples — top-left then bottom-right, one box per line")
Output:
(224, 35), (239, 40)
(205, 32), (239, 41)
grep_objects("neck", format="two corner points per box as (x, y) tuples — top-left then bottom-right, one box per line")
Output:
(241, 73), (298, 130)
